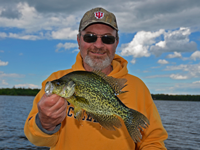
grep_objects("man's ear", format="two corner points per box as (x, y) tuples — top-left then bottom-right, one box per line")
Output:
(77, 34), (80, 49)
(116, 38), (119, 47)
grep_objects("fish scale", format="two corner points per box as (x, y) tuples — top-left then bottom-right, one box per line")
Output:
(45, 70), (150, 143)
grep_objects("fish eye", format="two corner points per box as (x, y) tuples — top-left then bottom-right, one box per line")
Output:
(56, 82), (60, 86)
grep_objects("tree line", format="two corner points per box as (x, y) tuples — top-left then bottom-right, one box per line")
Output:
(0, 87), (40, 96)
(151, 94), (200, 101)
(0, 88), (199, 101)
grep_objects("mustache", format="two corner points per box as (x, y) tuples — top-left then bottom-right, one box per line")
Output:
(87, 48), (109, 54)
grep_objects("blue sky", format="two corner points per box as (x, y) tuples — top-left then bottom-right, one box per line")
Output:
(0, 0), (200, 95)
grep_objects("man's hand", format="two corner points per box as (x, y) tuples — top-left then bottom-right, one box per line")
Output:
(37, 94), (67, 131)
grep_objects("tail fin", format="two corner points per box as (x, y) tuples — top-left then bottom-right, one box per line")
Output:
(123, 109), (150, 143)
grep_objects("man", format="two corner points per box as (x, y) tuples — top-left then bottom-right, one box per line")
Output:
(24, 7), (168, 150)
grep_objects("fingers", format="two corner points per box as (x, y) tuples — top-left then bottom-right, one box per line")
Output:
(41, 94), (61, 107)
(50, 96), (67, 112)
(49, 97), (67, 119)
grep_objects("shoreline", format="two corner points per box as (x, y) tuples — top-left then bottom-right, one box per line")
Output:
(0, 88), (200, 101)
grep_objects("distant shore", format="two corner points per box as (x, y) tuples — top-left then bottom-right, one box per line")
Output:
(0, 88), (40, 96)
(151, 94), (200, 101)
(0, 88), (199, 101)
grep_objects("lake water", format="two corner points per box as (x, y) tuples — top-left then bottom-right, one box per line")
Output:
(0, 95), (199, 150)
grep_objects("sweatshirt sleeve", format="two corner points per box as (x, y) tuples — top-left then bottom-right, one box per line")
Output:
(24, 89), (60, 147)
(24, 69), (72, 147)
(35, 113), (61, 135)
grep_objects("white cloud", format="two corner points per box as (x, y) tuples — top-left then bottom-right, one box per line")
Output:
(0, 71), (24, 78)
(14, 83), (39, 89)
(0, 60), (8, 66)
(0, 32), (42, 40)
(131, 59), (136, 64)
(0, 1), (200, 38)
(55, 42), (78, 52)
(193, 80), (200, 84)
(2, 80), (8, 85)
(150, 27), (197, 56)
(0, 50), (4, 53)
(120, 29), (164, 63)
(72, 49), (80, 53)
(145, 74), (169, 79)
(51, 28), (78, 40)
(120, 27), (197, 63)
(146, 63), (200, 80)
(165, 63), (200, 78)
(0, 3), (40, 31)
(158, 59), (169, 65)
(170, 74), (188, 80)
(166, 52), (182, 58)
(115, 1), (200, 33)
(191, 51), (200, 61)
(0, 2), (79, 40)
(152, 82), (200, 95)
(0, 32), (7, 38)
(9, 33), (41, 40)
(0, 29), (78, 40)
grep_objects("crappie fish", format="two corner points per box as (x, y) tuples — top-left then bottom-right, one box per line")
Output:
(45, 70), (149, 143)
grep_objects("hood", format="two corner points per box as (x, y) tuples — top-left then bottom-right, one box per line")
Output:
(72, 52), (128, 78)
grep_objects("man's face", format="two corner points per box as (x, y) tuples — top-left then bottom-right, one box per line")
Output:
(77, 23), (119, 71)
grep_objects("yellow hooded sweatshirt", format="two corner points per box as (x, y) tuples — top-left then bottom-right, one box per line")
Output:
(24, 53), (168, 150)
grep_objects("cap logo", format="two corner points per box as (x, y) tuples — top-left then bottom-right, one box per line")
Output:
(94, 11), (104, 19)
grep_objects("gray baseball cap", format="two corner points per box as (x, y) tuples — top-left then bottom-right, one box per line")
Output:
(79, 7), (118, 31)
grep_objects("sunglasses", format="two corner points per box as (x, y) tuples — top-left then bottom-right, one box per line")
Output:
(81, 33), (116, 44)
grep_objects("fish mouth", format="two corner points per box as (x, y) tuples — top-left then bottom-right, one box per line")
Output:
(45, 81), (54, 96)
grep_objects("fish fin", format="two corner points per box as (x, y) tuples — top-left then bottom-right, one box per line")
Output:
(74, 95), (89, 105)
(86, 112), (122, 130)
(123, 109), (150, 143)
(92, 70), (128, 95)
(74, 106), (83, 120)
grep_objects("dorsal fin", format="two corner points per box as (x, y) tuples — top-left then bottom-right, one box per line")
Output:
(93, 70), (127, 95)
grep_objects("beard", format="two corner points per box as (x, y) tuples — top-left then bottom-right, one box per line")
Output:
(83, 48), (113, 70)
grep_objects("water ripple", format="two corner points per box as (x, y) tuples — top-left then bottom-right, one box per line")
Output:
(0, 96), (200, 149)
(155, 100), (200, 150)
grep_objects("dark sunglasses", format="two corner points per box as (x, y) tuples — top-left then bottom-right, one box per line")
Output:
(81, 33), (116, 44)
